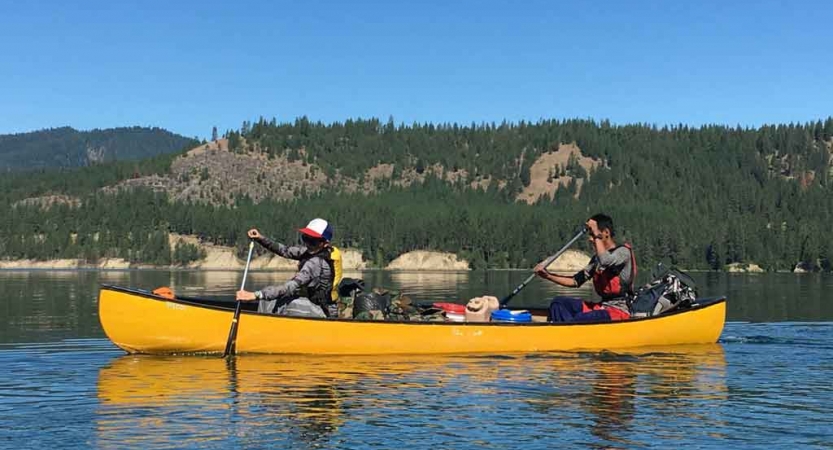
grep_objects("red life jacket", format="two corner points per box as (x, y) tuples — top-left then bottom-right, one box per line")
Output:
(581, 301), (631, 321)
(591, 243), (637, 299)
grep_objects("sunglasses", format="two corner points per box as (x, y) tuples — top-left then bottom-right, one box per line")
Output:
(301, 234), (324, 246)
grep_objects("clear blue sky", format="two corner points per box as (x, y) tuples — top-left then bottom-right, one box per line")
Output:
(1, 0), (831, 139)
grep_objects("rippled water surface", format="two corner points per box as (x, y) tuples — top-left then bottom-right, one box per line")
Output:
(1, 270), (832, 449)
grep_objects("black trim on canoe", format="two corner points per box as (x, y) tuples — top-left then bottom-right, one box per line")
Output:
(99, 284), (727, 327)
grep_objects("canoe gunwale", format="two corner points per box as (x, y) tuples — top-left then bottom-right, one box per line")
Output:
(99, 284), (727, 327)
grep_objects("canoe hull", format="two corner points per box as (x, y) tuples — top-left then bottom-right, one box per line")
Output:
(98, 286), (726, 355)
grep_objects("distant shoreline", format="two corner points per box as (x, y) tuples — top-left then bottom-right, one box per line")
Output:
(0, 247), (593, 272)
(0, 265), (823, 274)
(0, 245), (822, 273)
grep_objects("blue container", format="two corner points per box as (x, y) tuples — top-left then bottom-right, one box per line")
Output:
(490, 309), (532, 323)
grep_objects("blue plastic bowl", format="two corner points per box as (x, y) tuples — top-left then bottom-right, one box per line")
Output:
(491, 309), (533, 323)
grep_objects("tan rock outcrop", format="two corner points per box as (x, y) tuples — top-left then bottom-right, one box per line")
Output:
(517, 143), (602, 204)
(0, 259), (80, 269)
(386, 251), (470, 271)
(726, 262), (765, 273)
(545, 249), (591, 273)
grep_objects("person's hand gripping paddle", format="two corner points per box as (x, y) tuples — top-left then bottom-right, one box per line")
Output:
(222, 239), (255, 358)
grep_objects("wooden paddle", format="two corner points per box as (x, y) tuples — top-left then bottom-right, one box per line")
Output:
(222, 240), (255, 358)
(499, 227), (587, 308)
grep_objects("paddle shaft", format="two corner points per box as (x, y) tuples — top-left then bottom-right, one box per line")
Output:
(223, 240), (255, 358)
(499, 228), (587, 307)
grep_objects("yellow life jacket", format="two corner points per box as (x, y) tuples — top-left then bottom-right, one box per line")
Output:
(330, 246), (343, 302)
(297, 245), (344, 309)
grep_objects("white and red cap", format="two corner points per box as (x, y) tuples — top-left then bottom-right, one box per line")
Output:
(299, 218), (333, 241)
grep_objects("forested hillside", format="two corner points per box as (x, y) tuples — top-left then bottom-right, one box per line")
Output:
(0, 126), (197, 170)
(2, 117), (832, 272)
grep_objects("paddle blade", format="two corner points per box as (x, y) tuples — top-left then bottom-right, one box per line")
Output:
(222, 301), (243, 358)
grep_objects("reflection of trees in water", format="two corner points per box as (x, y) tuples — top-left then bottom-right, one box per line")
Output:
(168, 270), (363, 299)
(389, 271), (470, 290)
(0, 270), (103, 340)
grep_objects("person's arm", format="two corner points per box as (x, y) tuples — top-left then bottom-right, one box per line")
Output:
(257, 235), (307, 260)
(592, 236), (608, 258)
(248, 228), (307, 260)
(535, 260), (594, 288)
(596, 246), (629, 271)
(243, 260), (316, 301)
(540, 272), (580, 287)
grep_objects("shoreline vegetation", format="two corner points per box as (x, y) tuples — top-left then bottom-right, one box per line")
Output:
(0, 240), (809, 274)
(0, 237), (591, 272)
(3, 118), (832, 274)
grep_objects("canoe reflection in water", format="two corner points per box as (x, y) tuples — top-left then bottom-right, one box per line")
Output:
(524, 345), (727, 445)
(96, 345), (726, 447)
(96, 356), (353, 447)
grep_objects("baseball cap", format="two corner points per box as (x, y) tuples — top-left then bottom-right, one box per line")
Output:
(299, 218), (333, 242)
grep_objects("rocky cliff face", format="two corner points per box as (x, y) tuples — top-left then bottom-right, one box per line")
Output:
(102, 139), (603, 207)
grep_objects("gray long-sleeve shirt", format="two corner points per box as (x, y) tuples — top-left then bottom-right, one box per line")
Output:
(572, 245), (635, 311)
(255, 237), (333, 302)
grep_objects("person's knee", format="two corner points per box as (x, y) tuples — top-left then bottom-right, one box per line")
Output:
(282, 298), (326, 318)
(257, 299), (278, 314)
(548, 297), (580, 322)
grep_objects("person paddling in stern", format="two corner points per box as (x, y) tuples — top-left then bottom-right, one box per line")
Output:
(534, 213), (637, 323)
(236, 218), (342, 318)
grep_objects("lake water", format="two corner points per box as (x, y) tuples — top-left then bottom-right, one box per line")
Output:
(1, 270), (832, 448)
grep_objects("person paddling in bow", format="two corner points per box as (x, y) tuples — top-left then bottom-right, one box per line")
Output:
(534, 213), (637, 322)
(236, 218), (342, 318)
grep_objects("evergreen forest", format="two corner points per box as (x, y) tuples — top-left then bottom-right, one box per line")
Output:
(2, 117), (832, 272)
(0, 126), (196, 170)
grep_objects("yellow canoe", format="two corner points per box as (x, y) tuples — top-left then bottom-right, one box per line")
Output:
(98, 285), (726, 355)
